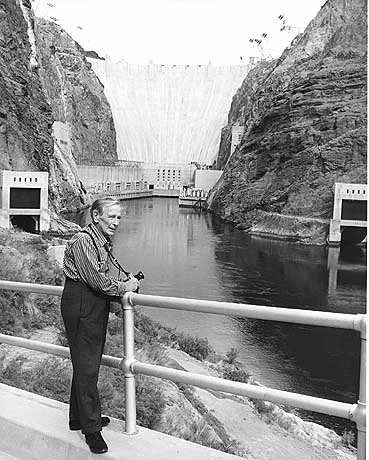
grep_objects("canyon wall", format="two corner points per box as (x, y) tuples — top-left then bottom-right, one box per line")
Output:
(34, 18), (117, 166)
(0, 0), (118, 215)
(208, 0), (367, 244)
(0, 1), (53, 176)
(89, 59), (251, 165)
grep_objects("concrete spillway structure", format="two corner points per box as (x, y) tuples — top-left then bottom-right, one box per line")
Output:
(89, 58), (251, 165)
(328, 183), (367, 246)
(0, 170), (50, 232)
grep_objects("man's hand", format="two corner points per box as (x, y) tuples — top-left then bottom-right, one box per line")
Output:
(124, 273), (140, 293)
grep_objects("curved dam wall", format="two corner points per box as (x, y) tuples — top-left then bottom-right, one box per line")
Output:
(89, 58), (251, 165)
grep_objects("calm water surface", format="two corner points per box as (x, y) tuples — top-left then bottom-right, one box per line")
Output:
(69, 197), (366, 435)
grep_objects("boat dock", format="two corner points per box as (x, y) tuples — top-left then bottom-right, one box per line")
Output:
(179, 188), (208, 208)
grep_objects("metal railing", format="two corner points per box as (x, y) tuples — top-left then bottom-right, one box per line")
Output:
(0, 280), (366, 460)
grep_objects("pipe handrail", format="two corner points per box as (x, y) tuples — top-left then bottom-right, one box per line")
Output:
(0, 333), (122, 370)
(0, 334), (353, 419)
(0, 280), (63, 296)
(0, 279), (363, 331)
(128, 292), (363, 331)
(0, 280), (366, 459)
(133, 361), (353, 420)
(0, 331), (355, 420)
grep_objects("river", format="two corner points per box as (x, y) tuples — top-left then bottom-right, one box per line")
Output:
(68, 197), (366, 436)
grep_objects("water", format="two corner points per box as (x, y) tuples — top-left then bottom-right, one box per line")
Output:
(68, 197), (366, 435)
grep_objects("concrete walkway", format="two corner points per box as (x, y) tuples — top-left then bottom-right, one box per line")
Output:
(0, 383), (242, 460)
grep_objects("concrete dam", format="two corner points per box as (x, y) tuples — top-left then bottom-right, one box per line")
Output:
(89, 58), (252, 165)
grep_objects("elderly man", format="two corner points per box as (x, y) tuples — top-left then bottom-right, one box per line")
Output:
(61, 197), (139, 454)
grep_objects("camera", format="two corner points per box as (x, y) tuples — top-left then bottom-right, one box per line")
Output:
(134, 271), (145, 281)
(132, 271), (144, 293)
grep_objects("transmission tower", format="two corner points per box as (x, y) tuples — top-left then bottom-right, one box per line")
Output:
(248, 32), (273, 60)
(277, 14), (302, 34)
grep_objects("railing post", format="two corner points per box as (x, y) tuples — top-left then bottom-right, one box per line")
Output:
(356, 316), (366, 460)
(122, 292), (137, 434)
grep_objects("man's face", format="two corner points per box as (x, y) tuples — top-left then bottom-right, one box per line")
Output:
(93, 204), (122, 238)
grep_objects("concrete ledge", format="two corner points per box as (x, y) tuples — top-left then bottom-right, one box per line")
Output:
(0, 383), (241, 460)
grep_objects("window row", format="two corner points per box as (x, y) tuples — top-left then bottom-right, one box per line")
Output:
(13, 177), (38, 183)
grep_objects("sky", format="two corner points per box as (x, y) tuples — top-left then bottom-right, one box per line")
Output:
(32, 0), (324, 65)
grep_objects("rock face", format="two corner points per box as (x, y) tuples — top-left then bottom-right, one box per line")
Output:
(0, 0), (53, 174)
(34, 18), (117, 166)
(0, 0), (117, 213)
(208, 0), (367, 245)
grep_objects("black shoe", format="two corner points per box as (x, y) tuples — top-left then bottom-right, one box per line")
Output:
(85, 431), (108, 454)
(69, 416), (111, 431)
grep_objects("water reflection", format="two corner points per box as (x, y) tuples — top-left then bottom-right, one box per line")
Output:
(211, 224), (329, 309)
(328, 246), (367, 309)
(67, 197), (366, 435)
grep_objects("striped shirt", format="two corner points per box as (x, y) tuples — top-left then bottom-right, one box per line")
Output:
(63, 223), (126, 297)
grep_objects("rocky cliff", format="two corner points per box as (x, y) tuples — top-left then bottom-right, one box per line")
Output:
(34, 18), (117, 166)
(208, 0), (367, 245)
(0, 0), (53, 175)
(0, 0), (117, 214)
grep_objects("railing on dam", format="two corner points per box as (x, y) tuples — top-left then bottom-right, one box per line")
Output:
(0, 280), (366, 460)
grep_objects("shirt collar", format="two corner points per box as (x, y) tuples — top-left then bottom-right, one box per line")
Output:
(87, 223), (112, 248)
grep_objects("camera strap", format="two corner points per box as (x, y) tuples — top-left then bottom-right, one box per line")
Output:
(104, 244), (130, 278)
(82, 225), (130, 280)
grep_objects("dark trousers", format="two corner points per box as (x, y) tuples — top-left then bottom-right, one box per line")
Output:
(61, 278), (110, 434)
